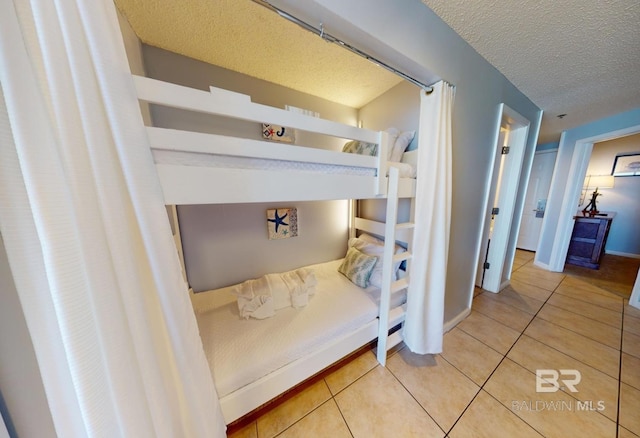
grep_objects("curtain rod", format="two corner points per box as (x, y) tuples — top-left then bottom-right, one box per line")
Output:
(251, 0), (434, 94)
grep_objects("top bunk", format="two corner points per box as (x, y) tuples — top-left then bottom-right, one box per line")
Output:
(133, 75), (418, 205)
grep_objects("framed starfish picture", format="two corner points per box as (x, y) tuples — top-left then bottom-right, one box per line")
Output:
(267, 208), (298, 240)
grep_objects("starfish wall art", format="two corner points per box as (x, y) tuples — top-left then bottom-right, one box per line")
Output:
(267, 208), (298, 240)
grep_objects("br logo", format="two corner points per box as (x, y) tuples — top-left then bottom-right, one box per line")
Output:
(536, 369), (581, 393)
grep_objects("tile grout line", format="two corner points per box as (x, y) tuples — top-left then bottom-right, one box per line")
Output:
(443, 270), (563, 436)
(615, 310), (627, 438)
(379, 354), (449, 436)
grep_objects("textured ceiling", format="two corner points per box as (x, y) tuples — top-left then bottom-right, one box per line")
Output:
(113, 0), (403, 108)
(115, 0), (640, 143)
(421, 0), (640, 143)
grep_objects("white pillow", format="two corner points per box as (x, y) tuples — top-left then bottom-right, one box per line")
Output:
(389, 130), (415, 162)
(358, 233), (406, 275)
(385, 127), (400, 159)
(348, 234), (406, 288)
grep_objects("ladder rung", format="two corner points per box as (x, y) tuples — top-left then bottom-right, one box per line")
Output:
(388, 305), (406, 328)
(393, 251), (412, 263)
(396, 222), (415, 230)
(387, 330), (403, 350)
(391, 277), (409, 293)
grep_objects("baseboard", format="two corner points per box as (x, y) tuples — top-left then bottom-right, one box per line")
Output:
(533, 259), (553, 271)
(444, 307), (471, 333)
(605, 250), (640, 259)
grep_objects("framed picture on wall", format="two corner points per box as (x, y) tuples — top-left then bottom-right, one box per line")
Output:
(612, 152), (640, 176)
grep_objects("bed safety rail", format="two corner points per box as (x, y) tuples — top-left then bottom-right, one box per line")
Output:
(133, 75), (393, 197)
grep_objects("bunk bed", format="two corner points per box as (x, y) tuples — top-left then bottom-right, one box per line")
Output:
(134, 75), (419, 424)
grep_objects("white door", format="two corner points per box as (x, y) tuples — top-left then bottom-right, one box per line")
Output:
(517, 150), (557, 251)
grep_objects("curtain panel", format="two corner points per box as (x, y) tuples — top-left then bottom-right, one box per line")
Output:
(403, 81), (454, 354)
(0, 0), (225, 436)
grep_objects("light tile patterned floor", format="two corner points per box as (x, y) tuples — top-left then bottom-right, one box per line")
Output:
(228, 250), (640, 437)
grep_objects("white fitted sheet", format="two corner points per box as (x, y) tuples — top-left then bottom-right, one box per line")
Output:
(192, 259), (406, 398)
(153, 150), (417, 178)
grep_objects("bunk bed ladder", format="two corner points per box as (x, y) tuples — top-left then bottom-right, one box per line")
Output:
(376, 166), (413, 366)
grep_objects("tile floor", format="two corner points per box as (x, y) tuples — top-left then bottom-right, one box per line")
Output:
(227, 250), (640, 437)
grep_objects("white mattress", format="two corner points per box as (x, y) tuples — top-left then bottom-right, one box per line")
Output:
(192, 259), (406, 398)
(153, 150), (417, 178)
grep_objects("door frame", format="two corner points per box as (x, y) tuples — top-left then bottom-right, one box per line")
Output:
(475, 104), (531, 292)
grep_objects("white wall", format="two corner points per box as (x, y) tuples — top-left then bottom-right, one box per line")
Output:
(179, 201), (349, 291)
(586, 134), (640, 256)
(358, 80), (421, 226)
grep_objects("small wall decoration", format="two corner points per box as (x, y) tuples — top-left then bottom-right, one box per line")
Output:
(262, 124), (294, 143)
(612, 152), (640, 176)
(267, 208), (298, 240)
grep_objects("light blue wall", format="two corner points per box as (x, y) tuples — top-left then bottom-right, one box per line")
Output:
(274, 0), (542, 323)
(537, 141), (559, 152)
(584, 134), (640, 256)
(537, 107), (640, 266)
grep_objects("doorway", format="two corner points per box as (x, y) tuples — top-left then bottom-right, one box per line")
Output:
(517, 149), (557, 251)
(476, 104), (531, 293)
(538, 123), (640, 308)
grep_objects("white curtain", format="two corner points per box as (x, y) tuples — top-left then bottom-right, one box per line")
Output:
(0, 414), (8, 438)
(403, 81), (454, 354)
(0, 0), (225, 436)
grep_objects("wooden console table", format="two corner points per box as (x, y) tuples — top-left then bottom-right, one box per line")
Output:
(566, 212), (615, 269)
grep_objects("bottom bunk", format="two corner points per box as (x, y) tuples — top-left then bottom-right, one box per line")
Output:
(191, 257), (407, 424)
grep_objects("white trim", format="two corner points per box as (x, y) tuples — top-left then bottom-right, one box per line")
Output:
(533, 259), (552, 271)
(630, 269), (640, 310)
(444, 307), (471, 332)
(220, 320), (379, 423)
(605, 250), (640, 259)
(474, 104), (504, 288)
(480, 105), (530, 292)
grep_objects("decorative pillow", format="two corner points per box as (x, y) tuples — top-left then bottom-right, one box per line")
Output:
(342, 140), (378, 156)
(338, 246), (378, 288)
(389, 130), (415, 162)
(348, 233), (406, 288)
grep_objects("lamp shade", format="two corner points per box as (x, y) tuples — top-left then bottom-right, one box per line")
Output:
(583, 174), (615, 190)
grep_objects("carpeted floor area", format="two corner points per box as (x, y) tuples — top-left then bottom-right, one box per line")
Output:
(563, 253), (640, 299)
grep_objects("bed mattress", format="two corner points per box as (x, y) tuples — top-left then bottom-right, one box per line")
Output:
(153, 150), (417, 178)
(191, 259), (406, 398)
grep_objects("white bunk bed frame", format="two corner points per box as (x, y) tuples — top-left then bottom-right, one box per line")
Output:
(134, 75), (417, 423)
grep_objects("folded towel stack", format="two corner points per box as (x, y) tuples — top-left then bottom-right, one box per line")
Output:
(231, 268), (317, 320)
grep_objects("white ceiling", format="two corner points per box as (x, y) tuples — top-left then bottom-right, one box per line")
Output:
(115, 0), (640, 144)
(421, 0), (640, 143)
(113, 0), (403, 109)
